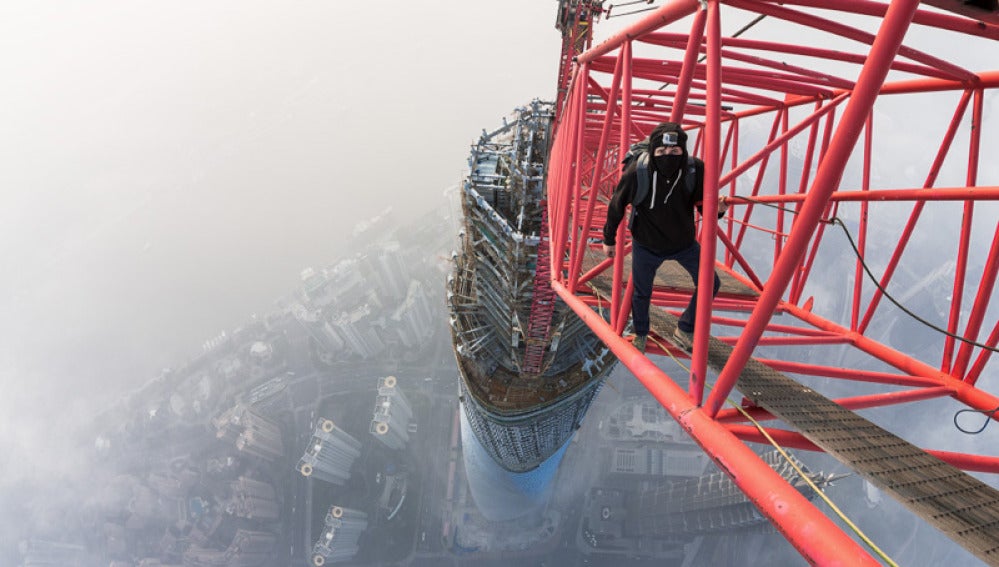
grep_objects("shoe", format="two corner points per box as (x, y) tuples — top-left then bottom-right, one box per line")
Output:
(672, 327), (694, 352)
(632, 335), (647, 353)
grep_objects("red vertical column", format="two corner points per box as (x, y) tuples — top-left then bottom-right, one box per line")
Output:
(706, 0), (924, 416)
(952, 89), (993, 379)
(670, 7), (706, 124)
(569, 51), (624, 291)
(691, 0), (722, 404)
(611, 41), (633, 331)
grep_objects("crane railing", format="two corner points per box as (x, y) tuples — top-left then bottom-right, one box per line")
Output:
(545, 1), (999, 564)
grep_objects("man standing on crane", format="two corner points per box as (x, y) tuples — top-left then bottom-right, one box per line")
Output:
(602, 122), (729, 353)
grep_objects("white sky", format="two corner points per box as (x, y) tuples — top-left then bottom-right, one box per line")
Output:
(0, 1), (570, 406)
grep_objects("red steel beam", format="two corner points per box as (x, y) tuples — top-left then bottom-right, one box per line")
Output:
(568, 51), (624, 291)
(577, 0), (699, 65)
(752, 359), (945, 388)
(551, 279), (881, 565)
(725, 0), (975, 82)
(732, 187), (999, 203)
(706, 0), (925, 417)
(773, 0), (999, 41)
(716, 386), (954, 423)
(716, 95), (848, 189)
(856, 88), (969, 333)
(669, 8), (707, 123)
(690, 0), (724, 406)
(611, 42), (631, 332)
(726, 425), (999, 474)
(951, 89), (993, 379)
(783, 301), (999, 415)
(967, 319), (999, 386)
(851, 115), (872, 331)
(642, 32), (967, 81)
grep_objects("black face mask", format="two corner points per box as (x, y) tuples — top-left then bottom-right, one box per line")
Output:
(654, 154), (683, 178)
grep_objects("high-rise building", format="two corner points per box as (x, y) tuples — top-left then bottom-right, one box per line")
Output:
(369, 375), (413, 450)
(325, 258), (369, 311)
(299, 266), (336, 307)
(391, 280), (434, 349)
(228, 529), (277, 565)
(360, 241), (408, 300)
(147, 467), (198, 499)
(182, 529), (275, 567)
(291, 303), (345, 354)
(333, 304), (386, 359)
(311, 506), (368, 566)
(448, 101), (617, 521)
(227, 476), (280, 521)
(297, 418), (362, 485)
(213, 404), (284, 462)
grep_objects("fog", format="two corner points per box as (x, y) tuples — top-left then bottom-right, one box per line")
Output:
(1, 1), (560, 454)
(0, 3), (563, 562)
(1, 3), (997, 567)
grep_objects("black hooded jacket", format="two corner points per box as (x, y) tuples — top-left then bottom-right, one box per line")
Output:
(602, 154), (706, 255)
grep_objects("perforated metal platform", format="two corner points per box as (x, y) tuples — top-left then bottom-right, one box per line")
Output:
(690, 317), (999, 565)
(586, 263), (999, 564)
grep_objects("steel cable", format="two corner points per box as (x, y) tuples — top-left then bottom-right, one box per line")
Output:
(733, 194), (998, 355)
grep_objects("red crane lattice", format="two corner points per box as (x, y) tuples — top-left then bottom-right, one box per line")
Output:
(544, 1), (999, 564)
(522, 200), (555, 374)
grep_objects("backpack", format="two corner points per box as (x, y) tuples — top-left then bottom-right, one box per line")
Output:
(621, 140), (699, 228)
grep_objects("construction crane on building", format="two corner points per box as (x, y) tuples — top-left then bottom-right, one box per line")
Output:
(522, 1), (608, 375)
(544, 0), (999, 564)
(554, 1), (606, 119)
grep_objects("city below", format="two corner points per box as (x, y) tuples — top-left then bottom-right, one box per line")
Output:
(9, 206), (838, 567)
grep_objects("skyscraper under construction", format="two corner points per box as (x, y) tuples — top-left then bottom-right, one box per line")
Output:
(448, 101), (616, 521)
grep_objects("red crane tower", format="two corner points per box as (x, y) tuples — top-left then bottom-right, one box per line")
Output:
(546, 1), (999, 564)
(523, 0), (607, 374)
(554, 1), (606, 118)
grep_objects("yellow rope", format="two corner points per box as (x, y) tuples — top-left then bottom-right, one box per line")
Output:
(647, 335), (899, 567)
(587, 282), (607, 321)
(731, 400), (899, 566)
(587, 282), (621, 394)
(585, 256), (894, 563)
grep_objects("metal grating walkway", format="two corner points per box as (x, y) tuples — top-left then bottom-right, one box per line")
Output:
(586, 265), (999, 565)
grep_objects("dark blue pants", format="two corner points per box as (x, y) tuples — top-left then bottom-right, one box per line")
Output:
(631, 241), (721, 336)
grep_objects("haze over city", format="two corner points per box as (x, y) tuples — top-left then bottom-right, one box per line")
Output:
(2, 2), (999, 566)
